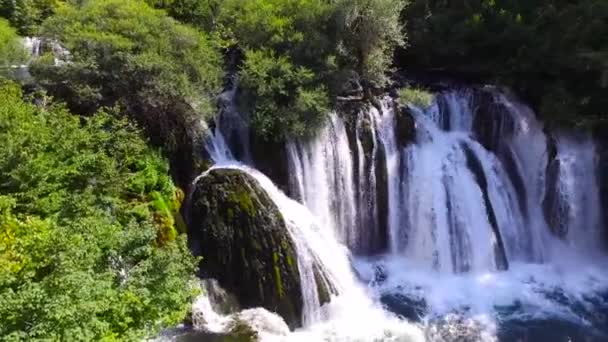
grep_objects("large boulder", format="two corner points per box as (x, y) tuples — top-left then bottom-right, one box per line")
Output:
(188, 169), (303, 328)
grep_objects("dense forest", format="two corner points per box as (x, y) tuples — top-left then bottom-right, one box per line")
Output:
(0, 0), (606, 340)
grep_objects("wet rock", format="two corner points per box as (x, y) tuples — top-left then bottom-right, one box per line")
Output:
(250, 135), (290, 193)
(542, 133), (569, 238)
(380, 293), (427, 322)
(189, 169), (303, 328)
(472, 88), (518, 152)
(395, 105), (417, 147)
(593, 123), (608, 246)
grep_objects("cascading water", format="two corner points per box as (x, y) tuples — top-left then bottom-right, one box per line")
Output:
(194, 84), (608, 341)
(284, 87), (608, 340)
(198, 119), (424, 341)
(286, 113), (358, 249)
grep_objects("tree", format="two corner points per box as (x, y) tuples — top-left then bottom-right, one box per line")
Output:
(30, 0), (224, 185)
(333, 0), (408, 85)
(402, 0), (608, 126)
(0, 19), (27, 68)
(0, 0), (60, 36)
(0, 80), (197, 341)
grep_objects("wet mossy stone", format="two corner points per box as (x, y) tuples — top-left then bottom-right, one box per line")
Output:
(189, 169), (303, 329)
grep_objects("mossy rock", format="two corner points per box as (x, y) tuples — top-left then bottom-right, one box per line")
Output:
(188, 169), (304, 328)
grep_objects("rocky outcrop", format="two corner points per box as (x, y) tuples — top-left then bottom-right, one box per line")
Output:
(250, 136), (290, 194)
(541, 134), (570, 238)
(188, 169), (303, 328)
(472, 88), (518, 152)
(339, 102), (389, 255)
(395, 104), (417, 146)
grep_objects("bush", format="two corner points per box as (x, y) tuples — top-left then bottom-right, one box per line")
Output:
(239, 49), (329, 140)
(0, 19), (28, 68)
(0, 0), (60, 35)
(398, 86), (433, 109)
(0, 81), (197, 341)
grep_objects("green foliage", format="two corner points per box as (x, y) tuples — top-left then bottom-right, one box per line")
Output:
(35, 0), (222, 112)
(145, 0), (222, 33)
(0, 19), (27, 68)
(403, 0), (608, 125)
(148, 0), (406, 140)
(398, 86), (433, 109)
(240, 49), (329, 140)
(30, 0), (223, 155)
(0, 0), (61, 35)
(217, 0), (335, 141)
(0, 81), (197, 341)
(224, 0), (405, 140)
(333, 0), (408, 85)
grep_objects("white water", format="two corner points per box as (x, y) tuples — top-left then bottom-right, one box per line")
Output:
(286, 113), (358, 248)
(193, 86), (608, 341)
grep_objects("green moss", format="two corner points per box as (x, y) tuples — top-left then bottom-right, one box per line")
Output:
(272, 251), (284, 298)
(286, 254), (294, 268)
(227, 190), (256, 217)
(150, 191), (177, 245)
(313, 266), (332, 305)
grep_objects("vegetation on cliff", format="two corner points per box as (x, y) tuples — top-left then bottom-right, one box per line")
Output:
(148, 0), (408, 141)
(0, 18), (27, 69)
(0, 81), (196, 340)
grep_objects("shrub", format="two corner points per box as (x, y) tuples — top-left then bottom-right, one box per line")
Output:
(398, 86), (433, 108)
(240, 49), (329, 140)
(0, 19), (27, 68)
(0, 81), (197, 340)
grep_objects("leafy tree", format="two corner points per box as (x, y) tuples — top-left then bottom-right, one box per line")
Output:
(33, 0), (222, 115)
(211, 0), (406, 140)
(30, 0), (223, 185)
(0, 0), (61, 35)
(240, 49), (329, 140)
(402, 0), (608, 126)
(0, 80), (197, 341)
(145, 0), (222, 33)
(333, 0), (408, 85)
(0, 19), (27, 68)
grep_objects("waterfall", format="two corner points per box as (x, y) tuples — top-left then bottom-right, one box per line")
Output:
(545, 133), (603, 253)
(23, 37), (42, 59)
(198, 85), (608, 341)
(205, 78), (251, 163)
(286, 113), (358, 249)
(285, 88), (604, 273)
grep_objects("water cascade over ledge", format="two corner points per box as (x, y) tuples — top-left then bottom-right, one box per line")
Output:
(194, 85), (608, 341)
